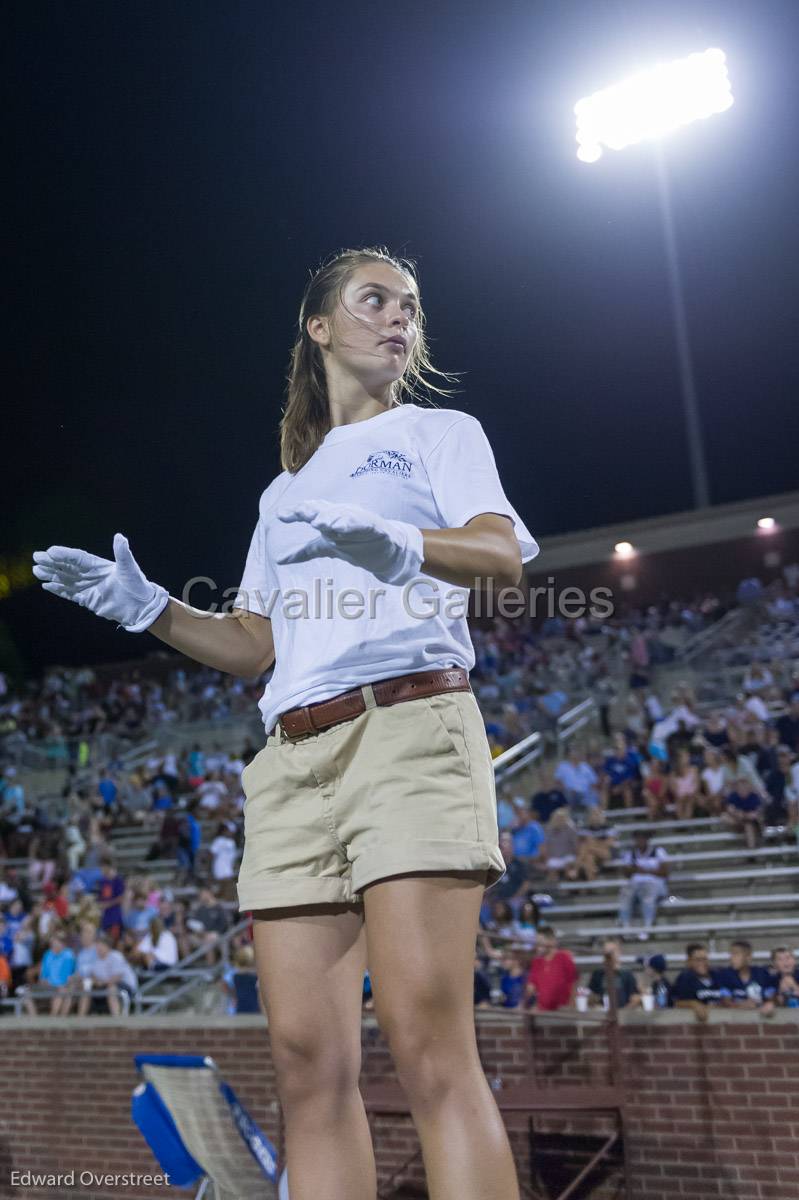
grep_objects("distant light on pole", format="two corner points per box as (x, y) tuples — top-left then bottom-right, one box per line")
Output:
(757, 517), (777, 532)
(614, 541), (636, 559)
(575, 48), (734, 163)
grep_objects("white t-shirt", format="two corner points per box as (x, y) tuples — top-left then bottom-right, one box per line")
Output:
(138, 929), (179, 967)
(235, 404), (538, 734)
(210, 835), (238, 880)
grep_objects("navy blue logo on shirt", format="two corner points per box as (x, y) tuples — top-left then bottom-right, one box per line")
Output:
(350, 449), (413, 479)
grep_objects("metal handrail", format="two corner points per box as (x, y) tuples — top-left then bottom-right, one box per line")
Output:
(493, 730), (544, 784)
(133, 915), (251, 1013)
(555, 697), (598, 752)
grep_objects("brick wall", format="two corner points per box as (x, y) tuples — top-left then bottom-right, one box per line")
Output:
(0, 1010), (797, 1200)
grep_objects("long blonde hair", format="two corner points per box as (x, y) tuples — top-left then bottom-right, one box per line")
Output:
(279, 245), (462, 474)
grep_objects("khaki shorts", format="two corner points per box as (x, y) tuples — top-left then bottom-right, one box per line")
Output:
(237, 685), (507, 911)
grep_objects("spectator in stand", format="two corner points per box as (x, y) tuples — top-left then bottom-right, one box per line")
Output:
(186, 887), (230, 964)
(700, 747), (727, 817)
(473, 954), (492, 1009)
(600, 734), (641, 810)
(78, 934), (138, 1016)
(22, 931), (76, 1015)
(640, 954), (673, 1009)
(775, 698), (799, 754)
(197, 771), (228, 813)
(485, 832), (531, 907)
(495, 785), (517, 833)
(121, 890), (158, 950)
(574, 806), (617, 882)
(717, 939), (776, 1015)
(588, 939), (641, 1010)
(220, 944), (262, 1015)
(530, 771), (568, 825)
(498, 950), (527, 1009)
(641, 756), (670, 821)
(673, 943), (726, 1022)
(97, 770), (118, 814)
(668, 748), (701, 821)
(510, 810), (546, 873)
(478, 899), (519, 965)
(209, 822), (239, 902)
(617, 830), (669, 939)
(132, 917), (179, 973)
(97, 859), (125, 942)
(0, 948), (11, 1003)
(555, 746), (600, 812)
(767, 947), (799, 1007)
(764, 747), (799, 826)
(720, 746), (766, 798)
(702, 711), (730, 750)
(8, 915), (35, 994)
(176, 802), (202, 879)
(722, 775), (765, 850)
(523, 927), (577, 1011)
(541, 807), (580, 884)
(512, 899), (540, 949)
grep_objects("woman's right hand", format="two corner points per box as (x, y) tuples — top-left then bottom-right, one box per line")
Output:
(32, 533), (169, 633)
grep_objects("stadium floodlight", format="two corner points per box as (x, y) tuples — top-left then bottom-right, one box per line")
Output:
(613, 541), (636, 559)
(575, 48), (734, 162)
(757, 516), (776, 531)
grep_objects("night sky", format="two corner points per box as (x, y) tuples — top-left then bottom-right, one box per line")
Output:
(6, 0), (799, 674)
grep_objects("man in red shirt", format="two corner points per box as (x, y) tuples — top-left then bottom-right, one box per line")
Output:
(524, 926), (577, 1011)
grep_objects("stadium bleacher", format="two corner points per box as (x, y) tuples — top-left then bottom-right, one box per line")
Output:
(1, 566), (798, 1018)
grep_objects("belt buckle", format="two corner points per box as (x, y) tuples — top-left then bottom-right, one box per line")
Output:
(280, 705), (316, 742)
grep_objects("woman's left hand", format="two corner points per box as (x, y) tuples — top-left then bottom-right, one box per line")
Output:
(275, 498), (424, 585)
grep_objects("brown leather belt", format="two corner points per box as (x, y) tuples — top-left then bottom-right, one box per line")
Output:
(276, 667), (471, 741)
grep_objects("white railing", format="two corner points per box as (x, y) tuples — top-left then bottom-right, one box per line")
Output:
(555, 697), (598, 752)
(492, 730), (544, 784)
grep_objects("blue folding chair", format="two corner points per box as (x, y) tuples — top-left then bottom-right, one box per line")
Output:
(131, 1054), (289, 1200)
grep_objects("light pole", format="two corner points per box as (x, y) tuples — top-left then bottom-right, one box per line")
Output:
(574, 48), (734, 510)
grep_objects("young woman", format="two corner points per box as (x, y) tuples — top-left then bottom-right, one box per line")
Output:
(668, 747), (701, 821)
(32, 246), (538, 1200)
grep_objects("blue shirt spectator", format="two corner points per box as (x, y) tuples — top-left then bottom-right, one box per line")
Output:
(555, 753), (600, 808)
(40, 944), (76, 988)
(673, 945), (725, 1014)
(512, 818), (546, 860)
(98, 774), (118, 810)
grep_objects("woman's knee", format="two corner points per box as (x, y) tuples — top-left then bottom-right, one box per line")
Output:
(270, 1021), (362, 1103)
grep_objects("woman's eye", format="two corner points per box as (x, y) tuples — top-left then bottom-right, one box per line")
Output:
(366, 293), (417, 318)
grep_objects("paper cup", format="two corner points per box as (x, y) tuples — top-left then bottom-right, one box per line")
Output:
(576, 994), (589, 1012)
(642, 992), (655, 1011)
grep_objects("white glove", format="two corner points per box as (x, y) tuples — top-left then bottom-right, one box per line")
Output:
(275, 499), (425, 586)
(32, 533), (170, 634)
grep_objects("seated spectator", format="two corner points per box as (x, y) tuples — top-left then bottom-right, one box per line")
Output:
(703, 711), (730, 750)
(642, 756), (670, 821)
(72, 921), (100, 994)
(767, 946), (799, 1008)
(496, 785), (517, 833)
(133, 917), (179, 973)
(78, 934), (138, 1016)
(700, 747), (727, 817)
(510, 811), (546, 869)
(0, 948), (10, 1002)
(764, 746), (799, 826)
(186, 887), (230, 964)
(722, 776), (764, 850)
(478, 899), (519, 964)
(474, 954), (493, 1008)
(720, 746), (766, 797)
(8, 915), (35, 994)
(21, 931), (76, 1016)
(617, 831), (669, 939)
(600, 734), (641, 810)
(523, 926), (577, 1011)
(554, 746), (600, 812)
(121, 889), (158, 951)
(530, 771), (568, 825)
(641, 953), (673, 1009)
(668, 748), (701, 821)
(498, 950), (528, 1009)
(512, 899), (540, 948)
(225, 945), (261, 1015)
(775, 698), (799, 754)
(541, 808), (580, 884)
(575, 806), (617, 882)
(717, 939), (776, 1015)
(485, 832), (531, 906)
(588, 938), (641, 1010)
(673, 943), (726, 1022)
(97, 859), (125, 943)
